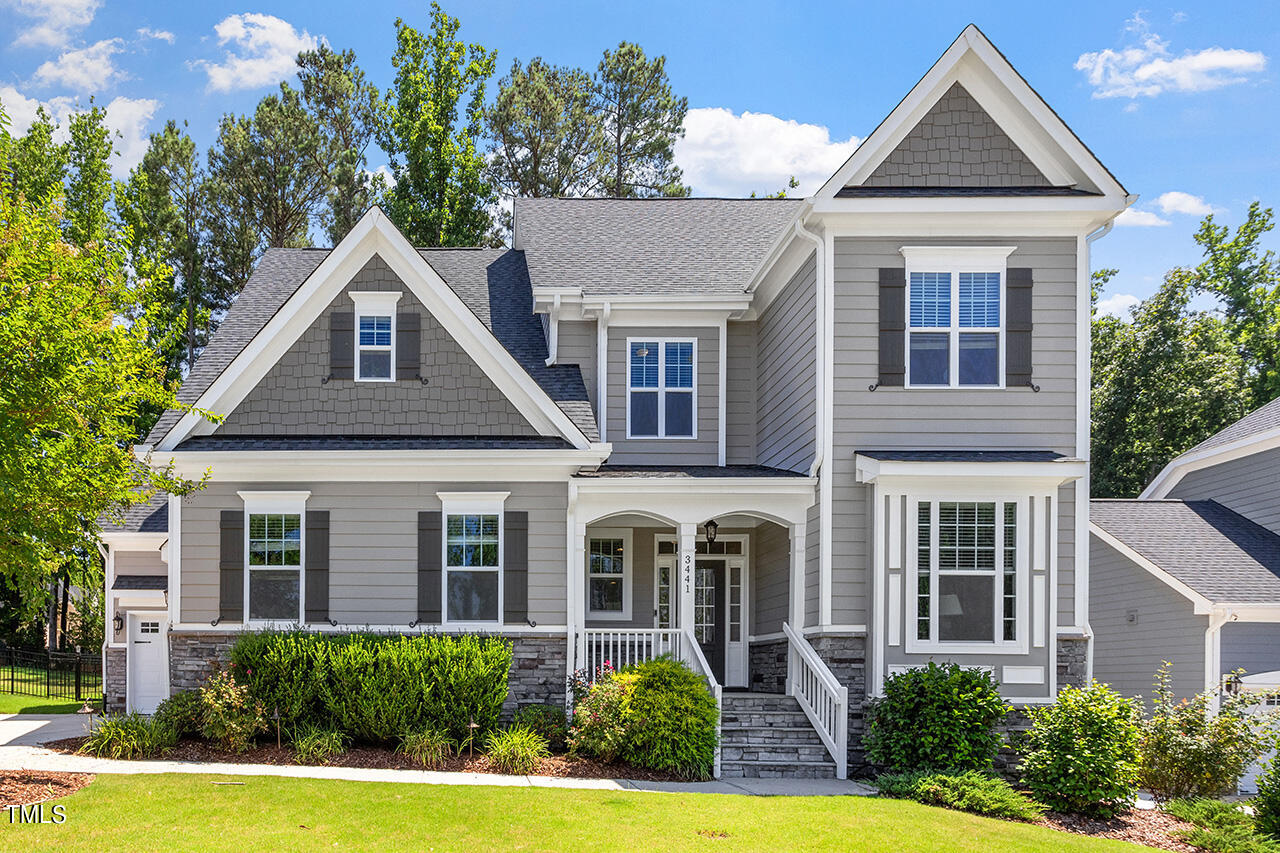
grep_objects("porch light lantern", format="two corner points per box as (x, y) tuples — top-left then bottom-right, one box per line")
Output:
(112, 613), (124, 633)
(704, 519), (718, 543)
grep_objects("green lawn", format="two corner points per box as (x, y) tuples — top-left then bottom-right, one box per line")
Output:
(4, 773), (1136, 852)
(0, 693), (86, 714)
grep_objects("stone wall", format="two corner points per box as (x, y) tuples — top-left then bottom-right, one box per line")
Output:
(748, 639), (788, 694)
(809, 633), (869, 774)
(1057, 637), (1089, 689)
(169, 632), (238, 692)
(104, 648), (126, 713)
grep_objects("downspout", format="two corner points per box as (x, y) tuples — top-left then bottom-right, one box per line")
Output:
(1081, 218), (1115, 685)
(792, 214), (824, 478)
(1206, 609), (1234, 710)
(544, 293), (561, 367)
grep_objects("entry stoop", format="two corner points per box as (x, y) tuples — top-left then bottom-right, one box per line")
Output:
(718, 693), (838, 779)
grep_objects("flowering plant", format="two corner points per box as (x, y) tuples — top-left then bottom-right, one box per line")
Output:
(567, 663), (636, 763)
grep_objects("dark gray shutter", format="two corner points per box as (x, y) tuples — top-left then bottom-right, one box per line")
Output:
(219, 510), (244, 622)
(330, 312), (354, 380)
(504, 511), (529, 624)
(305, 511), (330, 623)
(417, 512), (442, 623)
(1006, 267), (1034, 387)
(396, 311), (421, 381)
(878, 267), (906, 387)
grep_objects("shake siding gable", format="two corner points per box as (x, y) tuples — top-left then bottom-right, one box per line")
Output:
(219, 254), (536, 436)
(756, 252), (817, 472)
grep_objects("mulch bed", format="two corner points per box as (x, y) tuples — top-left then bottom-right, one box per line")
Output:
(1039, 808), (1200, 852)
(43, 735), (681, 782)
(0, 771), (94, 808)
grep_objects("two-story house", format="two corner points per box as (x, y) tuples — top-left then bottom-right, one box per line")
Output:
(99, 25), (1129, 779)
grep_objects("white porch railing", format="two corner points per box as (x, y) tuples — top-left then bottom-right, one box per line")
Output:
(576, 627), (722, 778)
(578, 628), (682, 675)
(783, 621), (848, 779)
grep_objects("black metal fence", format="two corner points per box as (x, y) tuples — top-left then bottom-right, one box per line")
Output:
(0, 646), (102, 704)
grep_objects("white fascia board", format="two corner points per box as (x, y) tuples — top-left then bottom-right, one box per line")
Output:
(155, 447), (613, 482)
(854, 455), (1088, 486)
(573, 476), (817, 496)
(1088, 522), (1215, 615)
(813, 208), (1126, 238)
(532, 287), (583, 316)
(572, 477), (819, 528)
(1212, 605), (1280, 622)
(114, 591), (167, 609)
(812, 196), (1128, 216)
(745, 230), (818, 319)
(99, 532), (169, 550)
(1141, 428), (1280, 499)
(159, 207), (592, 452)
(581, 296), (752, 327)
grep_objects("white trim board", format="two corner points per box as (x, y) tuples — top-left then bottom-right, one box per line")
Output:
(156, 207), (592, 452)
(1141, 427), (1280, 499)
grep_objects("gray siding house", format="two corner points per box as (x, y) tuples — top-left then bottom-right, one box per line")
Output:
(100, 25), (1130, 778)
(1091, 397), (1280, 706)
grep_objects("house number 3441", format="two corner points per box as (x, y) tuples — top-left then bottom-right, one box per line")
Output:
(682, 552), (692, 594)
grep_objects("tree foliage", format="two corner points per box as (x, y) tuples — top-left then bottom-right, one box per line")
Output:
(1092, 267), (1251, 497)
(594, 42), (689, 198)
(378, 4), (497, 247)
(0, 106), (206, 610)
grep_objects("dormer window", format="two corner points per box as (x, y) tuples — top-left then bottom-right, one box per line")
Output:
(349, 292), (401, 382)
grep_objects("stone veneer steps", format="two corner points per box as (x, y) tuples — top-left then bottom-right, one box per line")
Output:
(718, 693), (838, 779)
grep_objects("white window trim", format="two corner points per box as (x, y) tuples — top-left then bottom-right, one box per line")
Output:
(625, 336), (698, 440)
(905, 492), (1030, 656)
(238, 490), (310, 627)
(900, 246), (1015, 390)
(438, 491), (509, 629)
(585, 528), (633, 621)
(350, 291), (401, 382)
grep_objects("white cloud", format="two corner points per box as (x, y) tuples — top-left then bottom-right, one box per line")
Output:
(137, 27), (175, 44)
(675, 107), (859, 197)
(1155, 191), (1222, 216)
(1076, 15), (1266, 99)
(32, 38), (126, 93)
(189, 13), (318, 93)
(1115, 207), (1171, 227)
(0, 85), (158, 177)
(1096, 292), (1141, 318)
(4, 0), (101, 48)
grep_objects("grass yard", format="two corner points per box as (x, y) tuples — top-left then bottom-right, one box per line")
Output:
(0, 694), (85, 715)
(3, 773), (1136, 853)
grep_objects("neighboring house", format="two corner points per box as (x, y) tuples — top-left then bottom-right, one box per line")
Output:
(1091, 397), (1280, 794)
(99, 25), (1128, 779)
(1091, 397), (1280, 708)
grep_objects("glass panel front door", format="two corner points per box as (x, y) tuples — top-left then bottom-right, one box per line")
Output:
(694, 559), (726, 683)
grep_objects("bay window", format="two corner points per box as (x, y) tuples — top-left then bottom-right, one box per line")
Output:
(628, 339), (696, 438)
(911, 497), (1023, 652)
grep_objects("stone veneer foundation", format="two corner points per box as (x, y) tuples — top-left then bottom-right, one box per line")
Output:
(104, 647), (126, 714)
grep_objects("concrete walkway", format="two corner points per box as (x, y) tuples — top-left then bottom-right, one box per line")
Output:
(0, 714), (875, 797)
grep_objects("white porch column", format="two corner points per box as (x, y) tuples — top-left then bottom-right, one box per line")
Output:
(789, 522), (806, 630)
(570, 519), (588, 669)
(677, 522), (697, 637)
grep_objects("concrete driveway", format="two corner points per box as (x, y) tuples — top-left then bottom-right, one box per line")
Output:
(0, 713), (93, 747)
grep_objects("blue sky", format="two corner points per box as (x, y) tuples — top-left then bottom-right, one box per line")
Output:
(1, 1), (1276, 313)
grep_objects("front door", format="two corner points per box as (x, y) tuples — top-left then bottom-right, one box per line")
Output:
(694, 559), (727, 683)
(127, 613), (168, 714)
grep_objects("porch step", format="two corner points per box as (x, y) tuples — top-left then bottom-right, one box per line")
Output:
(718, 693), (838, 780)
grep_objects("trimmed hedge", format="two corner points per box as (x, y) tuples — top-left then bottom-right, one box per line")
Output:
(622, 657), (719, 780)
(230, 631), (513, 744)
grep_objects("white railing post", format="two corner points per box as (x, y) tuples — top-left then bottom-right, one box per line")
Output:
(783, 621), (848, 779)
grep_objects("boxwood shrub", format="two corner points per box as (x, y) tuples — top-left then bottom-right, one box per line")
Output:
(621, 656), (719, 780)
(230, 630), (513, 744)
(864, 662), (1008, 772)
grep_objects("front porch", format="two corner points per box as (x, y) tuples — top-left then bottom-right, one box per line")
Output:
(567, 468), (850, 778)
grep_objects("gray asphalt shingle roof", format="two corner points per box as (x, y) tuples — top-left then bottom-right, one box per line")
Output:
(100, 492), (169, 533)
(1091, 499), (1280, 603)
(146, 247), (597, 447)
(514, 197), (803, 296)
(176, 436), (574, 451)
(857, 450), (1066, 463)
(112, 575), (168, 591)
(574, 464), (808, 479)
(1180, 395), (1280, 456)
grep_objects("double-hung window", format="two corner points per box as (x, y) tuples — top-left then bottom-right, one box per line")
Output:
(240, 491), (310, 623)
(902, 247), (1015, 388)
(911, 498), (1023, 652)
(349, 292), (401, 381)
(628, 339), (696, 438)
(439, 492), (507, 625)
(587, 529), (631, 620)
